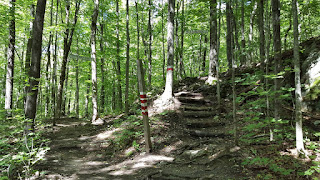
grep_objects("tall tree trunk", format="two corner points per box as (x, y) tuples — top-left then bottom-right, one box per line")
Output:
(292, 0), (305, 154)
(198, 34), (202, 74)
(258, 0), (265, 80)
(240, 0), (245, 66)
(207, 0), (217, 85)
(85, 83), (90, 117)
(56, 0), (80, 119)
(175, 1), (180, 79)
(265, 0), (272, 141)
(136, 2), (152, 153)
(161, 0), (175, 101)
(25, 4), (35, 110)
(75, 38), (79, 118)
(5, 0), (15, 117)
(227, 0), (237, 145)
(179, 0), (185, 78)
(249, 2), (257, 65)
(216, 0), (222, 110)
(52, 0), (58, 124)
(272, 0), (281, 120)
(202, 35), (207, 73)
(226, 1), (232, 70)
(91, 0), (99, 123)
(62, 67), (69, 116)
(100, 24), (106, 114)
(161, 0), (166, 82)
(116, 0), (123, 111)
(45, 0), (54, 117)
(25, 0), (47, 133)
(125, 0), (130, 115)
(148, 0), (152, 87)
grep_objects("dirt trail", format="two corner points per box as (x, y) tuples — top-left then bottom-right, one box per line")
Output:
(36, 79), (248, 179)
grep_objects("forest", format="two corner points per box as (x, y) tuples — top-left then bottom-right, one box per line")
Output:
(1, 0), (320, 179)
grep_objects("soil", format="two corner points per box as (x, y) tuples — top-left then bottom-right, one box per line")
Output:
(34, 78), (252, 180)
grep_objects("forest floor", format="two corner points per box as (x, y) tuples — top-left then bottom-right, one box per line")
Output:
(33, 76), (315, 179)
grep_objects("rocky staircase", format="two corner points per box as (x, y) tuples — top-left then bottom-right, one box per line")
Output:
(175, 91), (230, 139)
(149, 90), (243, 179)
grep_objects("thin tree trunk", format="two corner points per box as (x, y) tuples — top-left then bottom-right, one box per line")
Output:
(125, 0), (130, 115)
(161, 0), (175, 101)
(258, 0), (265, 80)
(202, 35), (207, 73)
(62, 67), (69, 116)
(116, 0), (123, 111)
(240, 0), (245, 66)
(5, 0), (15, 117)
(249, 1), (257, 65)
(75, 38), (79, 118)
(162, 0), (166, 82)
(25, 0), (46, 133)
(207, 0), (217, 85)
(52, 0), (58, 124)
(226, 1), (232, 70)
(85, 83), (90, 117)
(265, 0), (272, 141)
(216, 0), (221, 110)
(136, 1), (152, 153)
(175, 1), (180, 79)
(91, 0), (99, 122)
(56, 0), (80, 119)
(45, 0), (54, 117)
(179, 0), (185, 78)
(198, 34), (202, 74)
(272, 0), (281, 120)
(292, 0), (305, 154)
(100, 24), (106, 114)
(148, 0), (152, 87)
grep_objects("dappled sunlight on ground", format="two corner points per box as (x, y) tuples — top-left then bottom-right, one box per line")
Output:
(94, 154), (174, 176)
(96, 128), (122, 140)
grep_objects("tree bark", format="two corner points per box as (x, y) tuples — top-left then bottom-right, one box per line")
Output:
(25, 0), (47, 132)
(56, 0), (80, 119)
(5, 0), (15, 117)
(125, 0), (130, 115)
(75, 38), (79, 118)
(249, 1), (257, 65)
(162, 0), (175, 101)
(226, 1), (232, 70)
(258, 0), (265, 79)
(91, 0), (99, 122)
(292, 0), (305, 153)
(175, 1), (180, 79)
(148, 0), (152, 86)
(52, 0), (58, 125)
(45, 0), (54, 117)
(136, 2), (152, 153)
(179, 0), (185, 78)
(116, 0), (123, 111)
(161, 0), (166, 82)
(240, 0), (245, 66)
(272, 0), (281, 120)
(100, 24), (106, 114)
(207, 0), (217, 85)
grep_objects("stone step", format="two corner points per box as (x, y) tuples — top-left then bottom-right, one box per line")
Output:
(177, 97), (212, 105)
(182, 111), (215, 118)
(181, 105), (213, 111)
(185, 119), (225, 128)
(184, 127), (230, 138)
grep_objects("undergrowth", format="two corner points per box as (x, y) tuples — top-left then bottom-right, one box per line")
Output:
(0, 110), (49, 179)
(236, 71), (320, 179)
